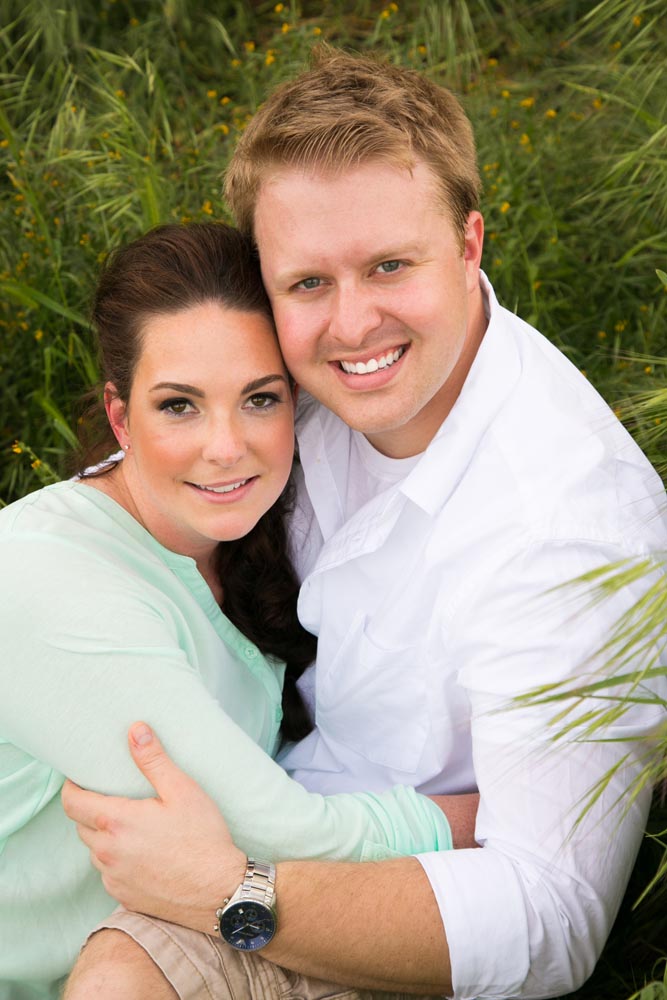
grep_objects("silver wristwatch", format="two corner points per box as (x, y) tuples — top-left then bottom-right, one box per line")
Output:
(215, 858), (277, 951)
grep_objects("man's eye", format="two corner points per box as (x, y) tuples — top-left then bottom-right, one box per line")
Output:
(296, 277), (321, 290)
(377, 260), (402, 274)
(159, 398), (193, 415)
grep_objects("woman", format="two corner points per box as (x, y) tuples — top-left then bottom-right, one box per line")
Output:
(0, 223), (452, 999)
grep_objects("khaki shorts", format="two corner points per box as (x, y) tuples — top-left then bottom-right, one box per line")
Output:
(92, 908), (444, 1000)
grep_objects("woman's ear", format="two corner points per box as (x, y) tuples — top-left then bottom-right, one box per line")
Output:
(104, 382), (130, 451)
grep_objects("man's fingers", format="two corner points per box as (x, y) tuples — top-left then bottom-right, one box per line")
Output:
(127, 722), (188, 802)
(61, 780), (113, 830)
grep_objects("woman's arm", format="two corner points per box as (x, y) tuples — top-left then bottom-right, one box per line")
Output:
(2, 533), (452, 864)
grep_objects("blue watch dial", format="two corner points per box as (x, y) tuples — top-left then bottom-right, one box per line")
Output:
(219, 901), (276, 951)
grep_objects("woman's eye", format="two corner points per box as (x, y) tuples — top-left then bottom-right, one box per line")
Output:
(159, 398), (194, 416)
(296, 276), (321, 290)
(377, 260), (402, 274)
(247, 393), (279, 410)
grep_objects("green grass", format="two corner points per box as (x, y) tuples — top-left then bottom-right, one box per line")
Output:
(2, 2), (667, 995)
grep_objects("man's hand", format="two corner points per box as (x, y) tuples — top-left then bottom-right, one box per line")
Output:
(61, 722), (246, 933)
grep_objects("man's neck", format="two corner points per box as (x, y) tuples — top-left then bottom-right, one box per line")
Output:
(366, 286), (488, 459)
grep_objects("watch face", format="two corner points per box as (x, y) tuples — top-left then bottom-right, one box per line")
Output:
(219, 901), (276, 951)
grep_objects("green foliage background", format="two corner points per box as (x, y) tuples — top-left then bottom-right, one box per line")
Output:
(1, 1), (666, 996)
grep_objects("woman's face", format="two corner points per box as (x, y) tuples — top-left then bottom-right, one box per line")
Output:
(107, 301), (295, 565)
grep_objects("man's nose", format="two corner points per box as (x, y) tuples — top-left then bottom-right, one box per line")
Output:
(328, 283), (383, 348)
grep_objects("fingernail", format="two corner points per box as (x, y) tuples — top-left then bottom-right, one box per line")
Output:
(131, 723), (153, 746)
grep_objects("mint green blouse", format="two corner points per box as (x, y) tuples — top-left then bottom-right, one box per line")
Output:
(0, 482), (451, 999)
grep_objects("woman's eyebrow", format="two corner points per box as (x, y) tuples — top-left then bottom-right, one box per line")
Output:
(241, 374), (289, 394)
(150, 382), (205, 397)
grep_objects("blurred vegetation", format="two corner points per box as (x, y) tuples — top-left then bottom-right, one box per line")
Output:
(1, 1), (666, 996)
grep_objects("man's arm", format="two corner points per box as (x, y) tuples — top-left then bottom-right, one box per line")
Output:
(267, 858), (451, 993)
(64, 724), (457, 994)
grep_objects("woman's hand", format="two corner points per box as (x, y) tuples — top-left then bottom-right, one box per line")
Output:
(61, 722), (247, 933)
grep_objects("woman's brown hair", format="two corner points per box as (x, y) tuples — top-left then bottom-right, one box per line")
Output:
(80, 222), (314, 740)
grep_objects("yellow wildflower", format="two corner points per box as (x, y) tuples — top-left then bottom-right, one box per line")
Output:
(519, 97), (535, 109)
(597, 330), (607, 340)
(129, 17), (139, 27)
(11, 442), (22, 454)
(644, 365), (653, 374)
(244, 41), (255, 52)
(116, 89), (126, 99)
(202, 200), (214, 216)
(487, 58), (498, 67)
(614, 320), (627, 333)
(207, 89), (217, 99)
(217, 123), (230, 135)
(500, 201), (510, 214)
(274, 2), (284, 10)
(31, 459), (42, 470)
(281, 21), (290, 32)
(265, 52), (275, 66)
(313, 27), (322, 35)
(519, 133), (531, 146)
(545, 109), (557, 119)
(501, 89), (510, 99)
(0, 139), (9, 148)
(592, 97), (603, 110)
(633, 15), (642, 27)
(220, 96), (230, 105)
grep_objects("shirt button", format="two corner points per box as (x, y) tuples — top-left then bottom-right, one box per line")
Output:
(245, 646), (258, 659)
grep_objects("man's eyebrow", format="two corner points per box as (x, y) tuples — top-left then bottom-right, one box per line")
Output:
(241, 374), (289, 394)
(150, 382), (205, 397)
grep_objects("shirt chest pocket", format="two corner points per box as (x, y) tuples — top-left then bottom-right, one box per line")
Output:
(315, 613), (429, 774)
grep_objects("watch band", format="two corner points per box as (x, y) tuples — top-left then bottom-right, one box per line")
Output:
(215, 858), (276, 932)
(229, 858), (276, 908)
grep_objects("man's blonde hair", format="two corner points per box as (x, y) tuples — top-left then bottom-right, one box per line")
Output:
(225, 46), (481, 247)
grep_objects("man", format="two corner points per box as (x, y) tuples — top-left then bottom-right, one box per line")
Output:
(63, 48), (667, 999)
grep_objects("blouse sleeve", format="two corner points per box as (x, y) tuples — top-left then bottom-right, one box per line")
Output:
(0, 532), (451, 862)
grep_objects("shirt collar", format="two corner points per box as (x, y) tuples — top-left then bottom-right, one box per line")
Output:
(400, 273), (522, 516)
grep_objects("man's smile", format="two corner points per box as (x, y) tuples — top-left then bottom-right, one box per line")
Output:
(338, 346), (407, 375)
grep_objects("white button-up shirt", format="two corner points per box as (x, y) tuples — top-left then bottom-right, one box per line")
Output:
(282, 275), (667, 999)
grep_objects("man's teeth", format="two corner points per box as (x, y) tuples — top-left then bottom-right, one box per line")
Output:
(198, 480), (248, 494)
(340, 347), (405, 375)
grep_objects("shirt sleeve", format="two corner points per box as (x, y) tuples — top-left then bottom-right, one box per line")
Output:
(417, 538), (666, 1000)
(0, 533), (451, 864)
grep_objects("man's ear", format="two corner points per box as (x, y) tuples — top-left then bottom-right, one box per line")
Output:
(104, 382), (130, 451)
(463, 211), (484, 292)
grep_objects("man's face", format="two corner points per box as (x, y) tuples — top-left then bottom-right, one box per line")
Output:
(254, 159), (484, 458)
